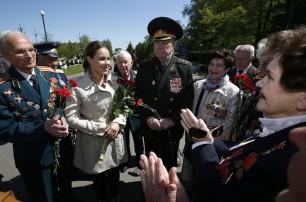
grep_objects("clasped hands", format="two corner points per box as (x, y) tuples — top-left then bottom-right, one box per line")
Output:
(44, 116), (69, 137)
(146, 117), (174, 131)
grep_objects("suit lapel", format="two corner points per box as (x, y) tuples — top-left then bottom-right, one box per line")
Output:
(9, 67), (41, 104)
(34, 67), (50, 109)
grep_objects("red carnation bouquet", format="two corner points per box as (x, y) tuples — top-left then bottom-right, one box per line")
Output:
(234, 74), (254, 94)
(97, 78), (137, 165)
(231, 74), (257, 141)
(49, 78), (78, 174)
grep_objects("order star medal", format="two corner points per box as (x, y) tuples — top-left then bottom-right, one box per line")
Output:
(152, 80), (155, 85)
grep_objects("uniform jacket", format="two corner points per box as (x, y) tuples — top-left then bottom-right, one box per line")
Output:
(228, 64), (257, 84)
(135, 55), (194, 139)
(0, 65), (63, 171)
(192, 122), (306, 202)
(64, 71), (127, 174)
(193, 78), (240, 129)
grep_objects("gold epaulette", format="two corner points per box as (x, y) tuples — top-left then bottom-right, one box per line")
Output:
(0, 72), (11, 85)
(176, 58), (192, 66)
(36, 66), (55, 73)
(55, 69), (65, 74)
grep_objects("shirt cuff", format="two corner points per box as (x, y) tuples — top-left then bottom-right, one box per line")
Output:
(192, 141), (213, 149)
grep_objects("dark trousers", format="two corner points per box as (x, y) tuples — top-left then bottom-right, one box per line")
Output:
(124, 119), (144, 167)
(93, 166), (120, 200)
(19, 168), (53, 202)
(143, 130), (180, 171)
(52, 136), (74, 202)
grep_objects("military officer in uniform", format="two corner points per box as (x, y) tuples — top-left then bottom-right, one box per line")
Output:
(34, 42), (67, 85)
(135, 17), (194, 171)
(34, 42), (76, 202)
(0, 30), (69, 202)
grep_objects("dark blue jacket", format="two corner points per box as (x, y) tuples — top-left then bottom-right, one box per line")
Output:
(192, 122), (306, 202)
(0, 65), (63, 171)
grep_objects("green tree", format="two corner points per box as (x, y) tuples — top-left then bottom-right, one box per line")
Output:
(126, 42), (135, 55)
(183, 0), (305, 54)
(134, 35), (154, 63)
(79, 34), (90, 54)
(57, 41), (82, 60)
(102, 39), (113, 56)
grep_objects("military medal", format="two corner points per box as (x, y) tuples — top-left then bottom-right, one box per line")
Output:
(170, 78), (182, 93)
(14, 95), (23, 103)
(4, 88), (14, 97)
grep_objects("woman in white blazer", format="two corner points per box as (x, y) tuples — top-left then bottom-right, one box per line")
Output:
(65, 41), (127, 202)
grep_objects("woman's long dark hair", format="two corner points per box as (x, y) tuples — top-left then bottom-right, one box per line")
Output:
(83, 40), (108, 72)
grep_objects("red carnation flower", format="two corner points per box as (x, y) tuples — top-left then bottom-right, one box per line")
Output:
(68, 79), (78, 87)
(136, 99), (143, 108)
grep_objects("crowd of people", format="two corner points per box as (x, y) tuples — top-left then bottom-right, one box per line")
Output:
(0, 15), (306, 202)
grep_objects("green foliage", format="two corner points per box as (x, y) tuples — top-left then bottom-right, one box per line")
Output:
(126, 42), (135, 55)
(110, 80), (136, 120)
(183, 0), (305, 55)
(114, 48), (122, 54)
(102, 39), (113, 56)
(134, 35), (154, 63)
(57, 42), (82, 60)
(79, 34), (90, 54)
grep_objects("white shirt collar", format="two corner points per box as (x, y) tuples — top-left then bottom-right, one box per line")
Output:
(16, 69), (36, 82)
(259, 114), (306, 137)
(237, 64), (252, 75)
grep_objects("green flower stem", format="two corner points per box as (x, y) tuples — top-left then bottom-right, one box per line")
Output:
(97, 138), (111, 165)
(53, 137), (61, 175)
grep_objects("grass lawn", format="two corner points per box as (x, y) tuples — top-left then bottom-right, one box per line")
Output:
(62, 65), (84, 76)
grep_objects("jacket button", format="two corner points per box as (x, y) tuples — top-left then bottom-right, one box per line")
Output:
(43, 109), (47, 113)
(170, 98), (173, 101)
(169, 110), (172, 113)
(154, 97), (157, 101)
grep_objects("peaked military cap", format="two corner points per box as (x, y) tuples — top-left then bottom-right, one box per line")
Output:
(34, 42), (60, 58)
(147, 17), (183, 41)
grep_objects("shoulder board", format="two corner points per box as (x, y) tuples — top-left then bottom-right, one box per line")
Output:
(175, 58), (192, 66)
(36, 66), (55, 73)
(55, 69), (65, 74)
(0, 72), (11, 85)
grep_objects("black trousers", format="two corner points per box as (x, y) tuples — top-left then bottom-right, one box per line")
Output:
(52, 136), (74, 202)
(93, 166), (120, 200)
(19, 167), (53, 202)
(143, 129), (181, 171)
(124, 119), (144, 166)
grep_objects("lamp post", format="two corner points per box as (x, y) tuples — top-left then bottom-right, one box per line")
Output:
(40, 11), (48, 42)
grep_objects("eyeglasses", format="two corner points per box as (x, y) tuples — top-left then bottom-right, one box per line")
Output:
(3, 47), (37, 57)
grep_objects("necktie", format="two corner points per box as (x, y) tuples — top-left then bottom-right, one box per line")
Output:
(30, 75), (40, 94)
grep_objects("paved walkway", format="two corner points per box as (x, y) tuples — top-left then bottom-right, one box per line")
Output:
(0, 133), (184, 202)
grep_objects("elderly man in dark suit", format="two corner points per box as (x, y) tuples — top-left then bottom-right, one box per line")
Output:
(0, 30), (69, 202)
(135, 16), (194, 171)
(228, 44), (257, 84)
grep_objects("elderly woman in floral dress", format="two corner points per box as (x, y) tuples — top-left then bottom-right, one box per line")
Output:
(65, 41), (127, 202)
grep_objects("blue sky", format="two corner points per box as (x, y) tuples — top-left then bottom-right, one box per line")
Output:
(1, 0), (190, 50)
